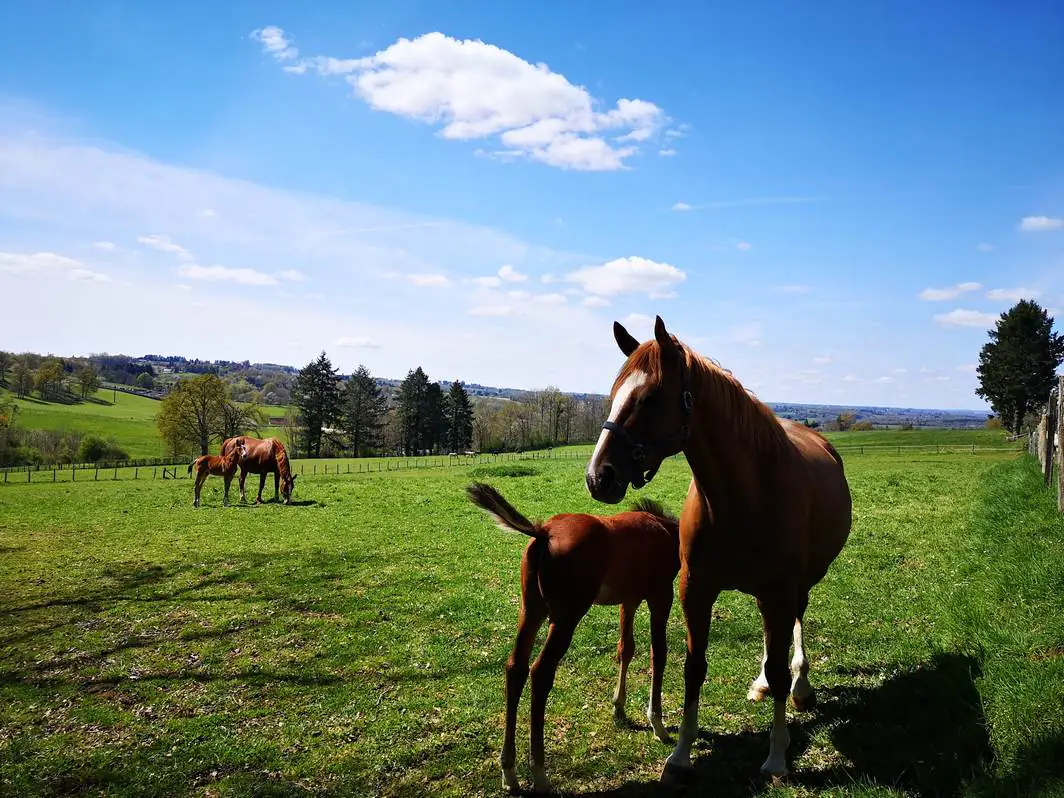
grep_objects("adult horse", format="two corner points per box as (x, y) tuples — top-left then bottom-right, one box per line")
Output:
(584, 316), (852, 783)
(221, 436), (297, 504)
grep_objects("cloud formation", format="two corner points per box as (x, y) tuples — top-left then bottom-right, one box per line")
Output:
(564, 256), (685, 297)
(919, 282), (982, 301)
(253, 28), (676, 171)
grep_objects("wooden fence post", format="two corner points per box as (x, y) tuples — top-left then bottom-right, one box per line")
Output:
(1057, 376), (1064, 512)
(1045, 400), (1057, 488)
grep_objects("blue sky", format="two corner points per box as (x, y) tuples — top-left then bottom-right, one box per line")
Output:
(1, 1), (1061, 409)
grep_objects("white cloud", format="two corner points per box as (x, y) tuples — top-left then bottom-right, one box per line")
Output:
(975, 242), (994, 252)
(933, 308), (997, 328)
(842, 374), (860, 383)
(1019, 215), (1064, 232)
(670, 197), (817, 212)
(540, 274), (557, 284)
(335, 336), (381, 349)
(257, 29), (668, 171)
(498, 264), (527, 283)
(919, 282), (982, 301)
(986, 286), (1040, 302)
(468, 304), (512, 316)
(406, 273), (450, 287)
(775, 284), (812, 294)
(534, 292), (567, 305)
(137, 234), (194, 261)
(581, 295), (610, 308)
(671, 202), (694, 211)
(471, 275), (502, 288)
(730, 321), (763, 347)
(564, 256), (685, 297)
(813, 355), (833, 365)
(0, 250), (112, 283)
(176, 264), (280, 286)
(507, 290), (530, 300)
(735, 241), (752, 251)
(279, 269), (306, 282)
(93, 241), (116, 251)
(892, 368), (908, 374)
(875, 376), (894, 384)
(957, 364), (977, 373)
(659, 148), (677, 157)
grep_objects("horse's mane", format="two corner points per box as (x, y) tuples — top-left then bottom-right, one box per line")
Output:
(629, 496), (677, 523)
(271, 439), (292, 481)
(613, 338), (790, 457)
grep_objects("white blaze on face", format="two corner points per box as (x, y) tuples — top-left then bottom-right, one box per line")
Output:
(587, 370), (647, 479)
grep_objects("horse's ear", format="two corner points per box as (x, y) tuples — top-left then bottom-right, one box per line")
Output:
(613, 321), (640, 357)
(654, 316), (679, 358)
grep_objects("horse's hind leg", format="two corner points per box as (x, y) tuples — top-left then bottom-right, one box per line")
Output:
(222, 473), (233, 507)
(501, 589), (547, 793)
(256, 472), (266, 503)
(790, 590), (814, 710)
(748, 624), (772, 702)
(646, 590), (673, 742)
(193, 471), (205, 508)
(757, 592), (799, 777)
(529, 617), (579, 794)
(612, 600), (638, 721)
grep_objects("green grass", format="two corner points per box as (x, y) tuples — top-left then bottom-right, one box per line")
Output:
(2, 437), (1059, 796)
(1, 387), (166, 459)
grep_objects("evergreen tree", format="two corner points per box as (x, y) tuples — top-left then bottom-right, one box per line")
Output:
(342, 365), (387, 456)
(976, 299), (1064, 433)
(445, 381), (474, 452)
(293, 351), (341, 457)
(397, 367), (431, 455)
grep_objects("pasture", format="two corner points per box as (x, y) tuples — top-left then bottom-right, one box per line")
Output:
(1, 439), (1062, 797)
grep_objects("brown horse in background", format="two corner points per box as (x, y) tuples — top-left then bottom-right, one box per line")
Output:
(466, 481), (680, 794)
(188, 438), (247, 508)
(221, 436), (297, 504)
(585, 316), (853, 784)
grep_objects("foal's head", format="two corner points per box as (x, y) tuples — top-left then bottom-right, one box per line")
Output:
(586, 315), (693, 504)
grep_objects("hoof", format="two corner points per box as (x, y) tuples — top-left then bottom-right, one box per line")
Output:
(760, 761), (790, 780)
(531, 771), (553, 794)
(501, 766), (519, 794)
(747, 682), (771, 702)
(648, 714), (670, 743)
(660, 760), (696, 787)
(791, 689), (817, 712)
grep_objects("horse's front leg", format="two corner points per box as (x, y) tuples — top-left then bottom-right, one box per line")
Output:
(222, 473), (233, 507)
(661, 568), (719, 783)
(257, 472), (266, 503)
(238, 468), (247, 503)
(647, 589), (674, 742)
(612, 600), (638, 721)
(757, 591), (800, 777)
(274, 470), (280, 501)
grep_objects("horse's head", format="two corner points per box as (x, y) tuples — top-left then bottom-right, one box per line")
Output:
(235, 439), (249, 461)
(281, 473), (297, 504)
(585, 315), (693, 504)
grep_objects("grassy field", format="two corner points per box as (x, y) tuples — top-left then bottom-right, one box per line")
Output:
(0, 387), (167, 459)
(1, 433), (1061, 797)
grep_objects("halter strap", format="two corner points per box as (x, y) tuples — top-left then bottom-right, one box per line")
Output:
(601, 347), (695, 488)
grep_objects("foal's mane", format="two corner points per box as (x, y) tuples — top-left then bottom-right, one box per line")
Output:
(612, 338), (790, 457)
(629, 496), (677, 524)
(271, 439), (292, 481)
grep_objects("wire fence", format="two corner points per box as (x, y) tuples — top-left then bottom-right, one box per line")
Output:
(0, 443), (1025, 487)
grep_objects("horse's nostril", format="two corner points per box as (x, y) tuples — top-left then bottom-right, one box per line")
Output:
(599, 463), (616, 487)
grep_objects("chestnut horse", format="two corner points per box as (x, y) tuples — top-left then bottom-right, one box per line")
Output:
(188, 439), (247, 508)
(585, 316), (852, 783)
(221, 436), (297, 504)
(466, 481), (680, 794)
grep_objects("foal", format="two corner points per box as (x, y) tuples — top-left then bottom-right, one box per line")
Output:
(188, 439), (247, 508)
(466, 482), (680, 794)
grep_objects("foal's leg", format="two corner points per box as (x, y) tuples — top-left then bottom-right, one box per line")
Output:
(612, 600), (638, 721)
(758, 594), (799, 777)
(790, 590), (814, 710)
(501, 591), (547, 793)
(662, 572), (719, 779)
(222, 472), (233, 507)
(646, 589), (673, 742)
(238, 468), (247, 503)
(256, 472), (266, 503)
(192, 470), (205, 507)
(529, 617), (579, 794)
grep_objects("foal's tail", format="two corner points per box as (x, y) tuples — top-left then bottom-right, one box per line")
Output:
(466, 482), (546, 539)
(187, 456), (203, 476)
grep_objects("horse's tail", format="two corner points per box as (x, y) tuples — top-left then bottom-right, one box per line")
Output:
(187, 457), (199, 475)
(466, 482), (546, 539)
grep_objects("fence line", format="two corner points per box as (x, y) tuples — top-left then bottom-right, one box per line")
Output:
(1030, 376), (1064, 512)
(0, 442), (1026, 487)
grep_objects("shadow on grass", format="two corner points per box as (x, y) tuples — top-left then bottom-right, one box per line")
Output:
(598, 652), (992, 797)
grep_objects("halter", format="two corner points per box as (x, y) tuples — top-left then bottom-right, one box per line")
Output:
(601, 350), (695, 488)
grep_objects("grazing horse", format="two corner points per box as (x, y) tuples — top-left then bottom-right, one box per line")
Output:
(584, 316), (853, 783)
(221, 436), (297, 504)
(188, 439), (247, 508)
(466, 481), (680, 794)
